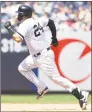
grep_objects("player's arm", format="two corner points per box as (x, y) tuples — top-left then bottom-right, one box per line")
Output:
(4, 21), (23, 43)
(47, 19), (58, 47)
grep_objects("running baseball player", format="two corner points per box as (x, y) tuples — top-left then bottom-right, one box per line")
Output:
(4, 5), (89, 110)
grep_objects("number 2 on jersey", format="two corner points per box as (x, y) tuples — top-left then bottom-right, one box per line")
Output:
(33, 23), (44, 37)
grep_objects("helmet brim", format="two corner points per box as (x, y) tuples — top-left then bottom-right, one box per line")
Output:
(16, 11), (24, 14)
(16, 11), (20, 13)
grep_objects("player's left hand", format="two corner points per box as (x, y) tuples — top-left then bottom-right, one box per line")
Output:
(4, 21), (11, 29)
(51, 37), (58, 47)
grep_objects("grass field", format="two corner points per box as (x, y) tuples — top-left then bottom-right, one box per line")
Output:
(1, 93), (91, 103)
(1, 94), (91, 111)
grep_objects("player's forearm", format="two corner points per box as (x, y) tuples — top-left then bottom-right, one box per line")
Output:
(13, 33), (23, 43)
(47, 19), (58, 47)
(4, 21), (23, 43)
(47, 19), (56, 39)
(6, 27), (22, 43)
(7, 26), (16, 36)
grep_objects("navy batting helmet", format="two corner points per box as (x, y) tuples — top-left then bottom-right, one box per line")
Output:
(16, 5), (32, 21)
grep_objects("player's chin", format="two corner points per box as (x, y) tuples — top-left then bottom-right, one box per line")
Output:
(17, 16), (23, 22)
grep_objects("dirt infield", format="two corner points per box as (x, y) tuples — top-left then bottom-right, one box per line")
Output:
(1, 103), (91, 111)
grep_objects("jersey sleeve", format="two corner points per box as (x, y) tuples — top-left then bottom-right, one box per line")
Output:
(39, 17), (49, 27)
(17, 22), (29, 38)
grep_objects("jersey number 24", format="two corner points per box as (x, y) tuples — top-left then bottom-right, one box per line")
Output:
(33, 23), (44, 37)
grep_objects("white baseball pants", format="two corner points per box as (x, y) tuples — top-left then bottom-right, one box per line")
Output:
(18, 48), (76, 93)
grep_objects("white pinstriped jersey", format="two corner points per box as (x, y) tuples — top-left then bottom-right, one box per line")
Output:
(17, 17), (50, 55)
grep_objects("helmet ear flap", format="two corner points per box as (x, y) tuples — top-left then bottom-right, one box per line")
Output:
(17, 12), (24, 21)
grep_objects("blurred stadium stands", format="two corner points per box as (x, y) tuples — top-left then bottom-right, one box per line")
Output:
(1, 1), (91, 33)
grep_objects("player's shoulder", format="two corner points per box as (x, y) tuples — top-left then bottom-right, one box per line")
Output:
(38, 16), (48, 21)
(19, 18), (34, 28)
(37, 16), (49, 26)
(22, 18), (34, 25)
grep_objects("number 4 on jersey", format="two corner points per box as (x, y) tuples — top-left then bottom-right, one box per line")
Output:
(33, 23), (44, 37)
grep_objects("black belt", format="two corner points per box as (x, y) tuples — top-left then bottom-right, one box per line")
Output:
(34, 47), (50, 57)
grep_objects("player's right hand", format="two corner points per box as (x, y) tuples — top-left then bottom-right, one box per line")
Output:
(4, 21), (11, 29)
(51, 37), (58, 47)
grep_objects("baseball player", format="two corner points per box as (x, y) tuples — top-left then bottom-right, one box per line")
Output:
(4, 5), (89, 110)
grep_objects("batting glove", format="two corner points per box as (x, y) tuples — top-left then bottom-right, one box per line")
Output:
(4, 21), (12, 30)
(51, 37), (58, 47)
